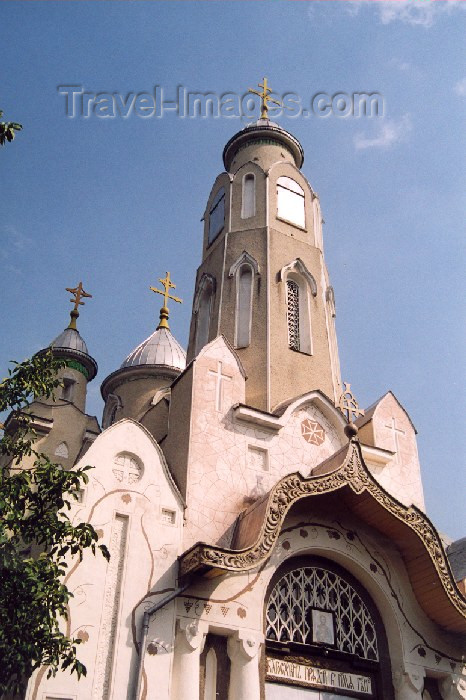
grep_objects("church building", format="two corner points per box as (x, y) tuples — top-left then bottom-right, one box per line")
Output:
(22, 82), (465, 700)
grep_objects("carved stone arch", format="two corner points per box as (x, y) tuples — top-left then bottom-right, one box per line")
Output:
(279, 258), (317, 297)
(228, 251), (260, 278)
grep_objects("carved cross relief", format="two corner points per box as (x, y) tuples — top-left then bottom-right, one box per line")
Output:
(208, 361), (232, 412)
(384, 417), (405, 464)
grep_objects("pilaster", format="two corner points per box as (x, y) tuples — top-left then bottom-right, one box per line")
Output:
(227, 630), (264, 700)
(171, 619), (208, 700)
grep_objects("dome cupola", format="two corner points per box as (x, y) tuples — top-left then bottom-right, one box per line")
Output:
(101, 272), (186, 427)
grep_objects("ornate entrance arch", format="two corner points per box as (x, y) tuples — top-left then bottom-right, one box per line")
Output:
(264, 556), (394, 700)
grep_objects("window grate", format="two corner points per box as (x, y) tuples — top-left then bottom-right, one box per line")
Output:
(287, 280), (300, 351)
(266, 566), (379, 661)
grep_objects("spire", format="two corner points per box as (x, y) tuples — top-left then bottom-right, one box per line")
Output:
(248, 77), (282, 120)
(65, 281), (92, 330)
(150, 271), (182, 330)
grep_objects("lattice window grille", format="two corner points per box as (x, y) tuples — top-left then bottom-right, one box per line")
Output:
(287, 280), (300, 351)
(266, 567), (379, 661)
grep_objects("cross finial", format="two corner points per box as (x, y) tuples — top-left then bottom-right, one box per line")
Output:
(65, 281), (92, 330)
(248, 77), (282, 120)
(150, 271), (182, 330)
(338, 382), (365, 438)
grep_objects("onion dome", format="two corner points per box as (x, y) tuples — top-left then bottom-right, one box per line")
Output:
(121, 326), (186, 372)
(101, 272), (186, 403)
(45, 281), (97, 381)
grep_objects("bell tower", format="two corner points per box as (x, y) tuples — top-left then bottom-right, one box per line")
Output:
(186, 80), (341, 412)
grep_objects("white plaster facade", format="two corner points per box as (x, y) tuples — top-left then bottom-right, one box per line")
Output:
(23, 119), (465, 700)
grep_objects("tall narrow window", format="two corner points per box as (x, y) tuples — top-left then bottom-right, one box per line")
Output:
(236, 264), (253, 348)
(286, 279), (300, 351)
(61, 376), (75, 402)
(277, 176), (305, 228)
(242, 173), (255, 219)
(194, 275), (215, 356)
(208, 187), (225, 244)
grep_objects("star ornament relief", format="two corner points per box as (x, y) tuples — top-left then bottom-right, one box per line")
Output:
(301, 418), (326, 446)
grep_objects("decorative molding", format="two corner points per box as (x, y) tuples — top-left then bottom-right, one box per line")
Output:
(228, 251), (260, 278)
(92, 514), (128, 699)
(278, 258), (317, 297)
(178, 619), (208, 652)
(179, 441), (466, 630)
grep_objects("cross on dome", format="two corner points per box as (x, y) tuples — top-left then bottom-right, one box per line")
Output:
(150, 271), (183, 330)
(248, 77), (282, 120)
(65, 281), (92, 330)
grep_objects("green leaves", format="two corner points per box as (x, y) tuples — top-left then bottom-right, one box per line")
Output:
(0, 352), (109, 695)
(0, 108), (22, 146)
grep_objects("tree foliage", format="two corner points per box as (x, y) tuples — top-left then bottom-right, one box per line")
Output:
(0, 109), (22, 146)
(0, 351), (109, 696)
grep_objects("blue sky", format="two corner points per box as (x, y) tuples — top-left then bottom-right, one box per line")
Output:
(1, 1), (465, 539)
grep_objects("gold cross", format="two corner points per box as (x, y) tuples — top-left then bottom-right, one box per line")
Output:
(248, 77), (282, 120)
(65, 282), (92, 329)
(150, 271), (182, 330)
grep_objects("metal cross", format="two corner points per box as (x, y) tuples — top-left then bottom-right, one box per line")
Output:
(208, 361), (232, 412)
(66, 282), (92, 312)
(384, 417), (405, 463)
(65, 282), (92, 329)
(248, 77), (282, 120)
(150, 271), (182, 330)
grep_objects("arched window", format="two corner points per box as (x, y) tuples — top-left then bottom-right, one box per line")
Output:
(208, 187), (225, 244)
(266, 565), (378, 660)
(102, 393), (122, 429)
(286, 279), (300, 351)
(236, 265), (253, 348)
(242, 173), (256, 219)
(277, 176), (305, 228)
(286, 275), (312, 355)
(229, 252), (260, 349)
(281, 259), (316, 356)
(194, 274), (215, 356)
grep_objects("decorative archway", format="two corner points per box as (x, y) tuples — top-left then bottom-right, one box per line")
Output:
(264, 556), (394, 700)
